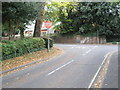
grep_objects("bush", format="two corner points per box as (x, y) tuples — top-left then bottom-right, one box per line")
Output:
(2, 43), (18, 60)
(43, 38), (54, 48)
(2, 38), (46, 60)
(2, 40), (14, 44)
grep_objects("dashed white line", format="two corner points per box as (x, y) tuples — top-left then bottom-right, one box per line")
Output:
(16, 77), (20, 80)
(47, 60), (74, 76)
(82, 49), (92, 55)
(86, 49), (92, 54)
(25, 73), (30, 76)
(82, 47), (85, 49)
(82, 46), (98, 55)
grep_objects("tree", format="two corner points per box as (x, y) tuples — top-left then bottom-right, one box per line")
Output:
(33, 2), (46, 37)
(44, 2), (77, 34)
(44, 2), (60, 25)
(2, 2), (40, 39)
(56, 2), (120, 37)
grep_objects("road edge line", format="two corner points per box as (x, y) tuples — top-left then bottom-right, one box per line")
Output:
(88, 52), (111, 89)
(99, 51), (118, 88)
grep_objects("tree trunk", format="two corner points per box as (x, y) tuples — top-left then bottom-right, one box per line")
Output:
(8, 20), (11, 40)
(20, 28), (24, 39)
(33, 2), (46, 37)
(33, 19), (41, 37)
(11, 26), (16, 40)
(8, 20), (15, 40)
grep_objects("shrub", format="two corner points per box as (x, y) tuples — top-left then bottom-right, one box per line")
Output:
(2, 43), (17, 60)
(43, 38), (54, 48)
(2, 40), (14, 44)
(2, 38), (46, 60)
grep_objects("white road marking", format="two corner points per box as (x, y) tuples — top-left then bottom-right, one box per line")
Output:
(25, 73), (30, 76)
(16, 77), (20, 80)
(47, 60), (74, 76)
(82, 46), (98, 56)
(86, 49), (91, 54)
(88, 52), (110, 88)
(107, 60), (110, 64)
(82, 47), (85, 49)
(64, 45), (78, 47)
(72, 47), (81, 49)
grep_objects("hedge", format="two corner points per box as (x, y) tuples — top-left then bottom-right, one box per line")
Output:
(2, 38), (54, 60)
(43, 37), (54, 48)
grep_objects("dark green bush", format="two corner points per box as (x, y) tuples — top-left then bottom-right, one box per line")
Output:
(2, 38), (46, 60)
(2, 43), (17, 60)
(2, 40), (14, 44)
(43, 38), (54, 48)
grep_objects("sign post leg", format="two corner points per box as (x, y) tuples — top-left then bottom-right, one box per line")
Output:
(47, 29), (50, 52)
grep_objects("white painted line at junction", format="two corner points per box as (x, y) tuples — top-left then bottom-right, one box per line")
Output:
(88, 52), (110, 88)
(47, 60), (74, 76)
(82, 47), (85, 49)
(82, 46), (98, 56)
(82, 49), (92, 55)
(64, 45), (78, 47)
(86, 49), (92, 54)
(71, 47), (81, 49)
(71, 47), (82, 49)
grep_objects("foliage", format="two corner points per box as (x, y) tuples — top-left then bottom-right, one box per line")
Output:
(106, 35), (120, 42)
(44, 2), (76, 28)
(56, 2), (120, 37)
(2, 2), (43, 39)
(43, 37), (54, 48)
(2, 40), (14, 44)
(2, 38), (46, 60)
(44, 2), (60, 24)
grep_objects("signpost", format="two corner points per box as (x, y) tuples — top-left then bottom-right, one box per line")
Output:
(44, 21), (52, 52)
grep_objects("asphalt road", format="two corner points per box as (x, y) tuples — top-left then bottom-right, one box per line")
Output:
(2, 44), (118, 88)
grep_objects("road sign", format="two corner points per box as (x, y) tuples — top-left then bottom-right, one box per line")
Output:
(44, 21), (52, 29)
(44, 21), (52, 52)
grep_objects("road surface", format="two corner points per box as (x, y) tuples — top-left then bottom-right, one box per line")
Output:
(2, 44), (118, 88)
(101, 51), (118, 88)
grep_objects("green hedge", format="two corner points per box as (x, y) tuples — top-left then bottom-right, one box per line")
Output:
(2, 38), (48, 60)
(43, 38), (54, 48)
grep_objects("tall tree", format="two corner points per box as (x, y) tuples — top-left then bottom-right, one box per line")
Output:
(76, 2), (120, 36)
(2, 2), (40, 39)
(56, 2), (120, 37)
(44, 2), (77, 33)
(33, 2), (46, 37)
(44, 2), (60, 25)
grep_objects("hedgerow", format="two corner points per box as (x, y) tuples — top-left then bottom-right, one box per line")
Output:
(2, 38), (54, 60)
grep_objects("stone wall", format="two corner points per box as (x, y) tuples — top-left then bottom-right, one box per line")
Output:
(54, 35), (106, 44)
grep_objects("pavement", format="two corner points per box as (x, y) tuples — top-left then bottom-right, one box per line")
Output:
(2, 44), (118, 88)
